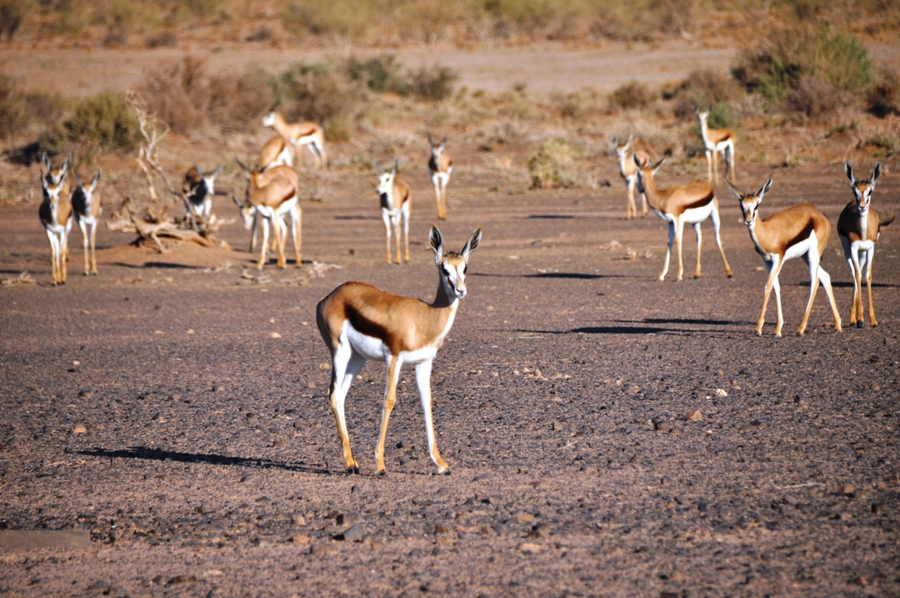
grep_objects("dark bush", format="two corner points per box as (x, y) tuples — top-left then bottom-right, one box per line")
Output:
(866, 68), (900, 118)
(409, 65), (458, 101)
(207, 70), (274, 132)
(608, 81), (654, 111)
(785, 74), (841, 119)
(0, 73), (28, 139)
(139, 56), (209, 133)
(0, 0), (33, 40)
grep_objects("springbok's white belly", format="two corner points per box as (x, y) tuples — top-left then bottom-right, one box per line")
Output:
(295, 134), (318, 147)
(681, 204), (714, 224)
(783, 232), (816, 262)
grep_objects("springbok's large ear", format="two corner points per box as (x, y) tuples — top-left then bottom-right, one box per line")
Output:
(632, 153), (642, 168)
(724, 178), (742, 201)
(63, 154), (72, 171)
(844, 161), (856, 186)
(373, 161), (382, 176)
(652, 156), (667, 175)
(392, 158), (399, 175)
(758, 177), (773, 200)
(41, 152), (51, 170)
(429, 225), (444, 265)
(92, 168), (102, 187)
(40, 170), (48, 189)
(872, 162), (881, 186)
(461, 228), (482, 261)
(231, 193), (243, 209)
(625, 134), (633, 147)
(428, 133), (434, 148)
(72, 171), (82, 187)
(441, 135), (447, 147)
(213, 163), (224, 176)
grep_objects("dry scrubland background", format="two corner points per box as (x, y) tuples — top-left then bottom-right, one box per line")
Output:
(1, 1), (900, 597)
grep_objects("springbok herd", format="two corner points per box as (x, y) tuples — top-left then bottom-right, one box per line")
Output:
(34, 109), (894, 475)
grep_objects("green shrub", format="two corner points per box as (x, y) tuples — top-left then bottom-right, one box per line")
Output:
(528, 137), (583, 189)
(345, 54), (411, 96)
(733, 24), (874, 113)
(41, 92), (141, 159)
(608, 81), (654, 111)
(275, 61), (367, 125)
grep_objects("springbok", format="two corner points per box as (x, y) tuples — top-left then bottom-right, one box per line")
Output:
(838, 161), (894, 328)
(316, 226), (482, 475)
(726, 177), (841, 337)
(613, 135), (652, 219)
(244, 137), (294, 253)
(375, 159), (411, 264)
(262, 111), (327, 171)
(428, 134), (452, 220)
(71, 169), (102, 276)
(183, 163), (223, 227)
(39, 169), (73, 285)
(634, 156), (732, 281)
(234, 160), (302, 269)
(695, 107), (735, 184)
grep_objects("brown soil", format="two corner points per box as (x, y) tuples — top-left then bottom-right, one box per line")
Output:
(1, 40), (900, 598)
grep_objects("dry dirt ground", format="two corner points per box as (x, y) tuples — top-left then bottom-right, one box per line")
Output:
(2, 41), (900, 598)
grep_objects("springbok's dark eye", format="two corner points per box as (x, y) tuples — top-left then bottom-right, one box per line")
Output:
(463, 264), (468, 274)
(442, 267), (451, 277)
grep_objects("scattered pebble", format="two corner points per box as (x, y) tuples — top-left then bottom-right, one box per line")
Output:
(73, 424), (88, 435)
(686, 410), (703, 422)
(519, 542), (544, 554)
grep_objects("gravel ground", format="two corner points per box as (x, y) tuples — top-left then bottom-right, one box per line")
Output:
(1, 159), (899, 597)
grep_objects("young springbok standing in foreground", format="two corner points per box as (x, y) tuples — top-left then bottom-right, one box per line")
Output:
(262, 111), (327, 171)
(317, 226), (482, 475)
(839, 161), (894, 327)
(613, 135), (651, 219)
(726, 178), (842, 337)
(244, 137), (294, 253)
(71, 169), (102, 276)
(39, 169), (73, 285)
(234, 160), (301, 269)
(634, 156), (733, 281)
(428, 134), (452, 220)
(183, 163), (224, 226)
(376, 159), (411, 264)
(695, 107), (735, 184)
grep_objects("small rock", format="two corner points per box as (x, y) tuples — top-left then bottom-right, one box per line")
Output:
(686, 410), (703, 422)
(311, 543), (337, 555)
(271, 437), (285, 448)
(519, 542), (544, 554)
(670, 570), (685, 582)
(73, 424), (88, 435)
(290, 534), (312, 544)
(714, 388), (728, 397)
(515, 512), (535, 525)
(656, 422), (675, 433)
(434, 524), (449, 534)
(336, 513), (361, 527)
(291, 514), (307, 526)
(841, 484), (854, 496)
(270, 332), (282, 339)
(213, 385), (225, 392)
